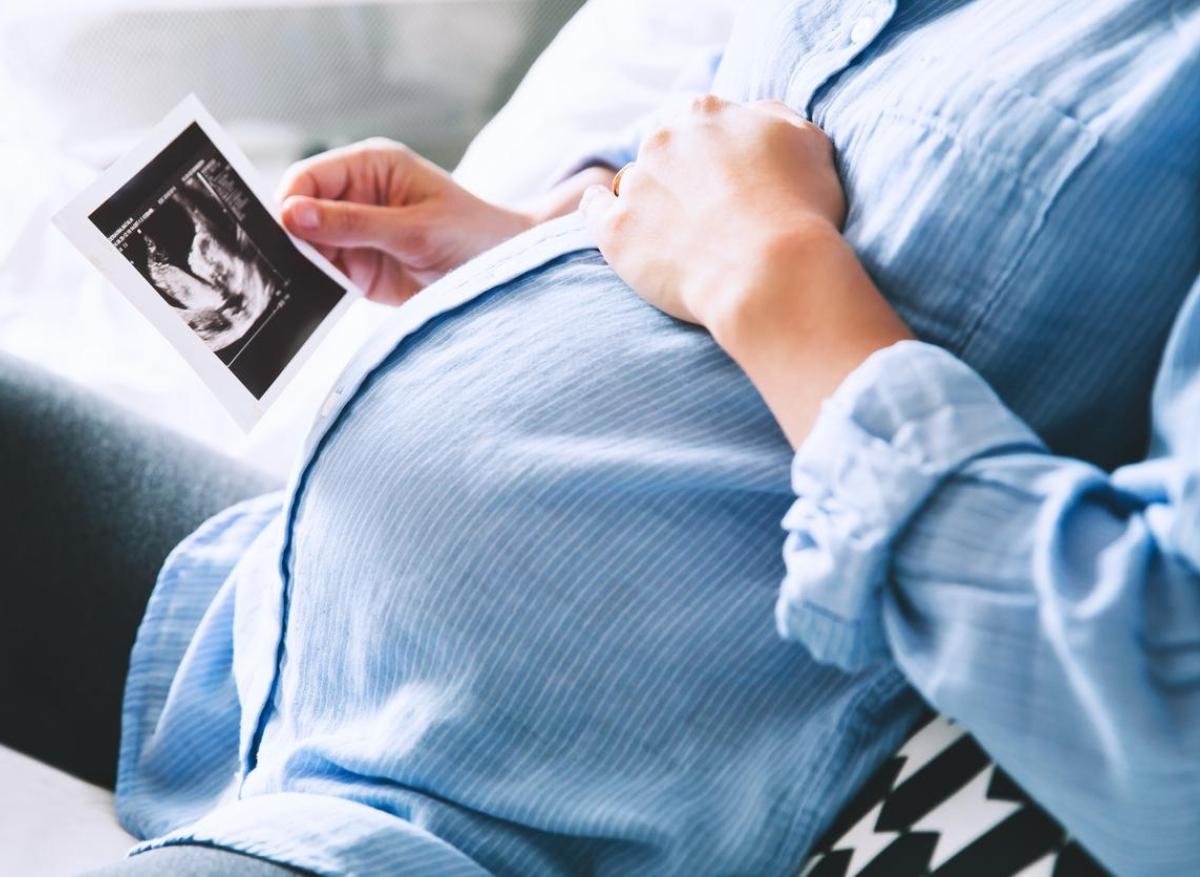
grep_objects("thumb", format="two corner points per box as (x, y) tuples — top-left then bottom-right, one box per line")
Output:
(281, 196), (426, 257)
(578, 184), (619, 247)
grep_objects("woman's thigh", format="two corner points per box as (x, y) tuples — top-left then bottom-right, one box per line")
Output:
(0, 352), (278, 788)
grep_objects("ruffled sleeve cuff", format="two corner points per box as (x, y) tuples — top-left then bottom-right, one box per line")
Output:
(775, 340), (1044, 671)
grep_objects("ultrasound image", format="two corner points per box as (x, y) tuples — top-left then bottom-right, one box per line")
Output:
(89, 123), (347, 399)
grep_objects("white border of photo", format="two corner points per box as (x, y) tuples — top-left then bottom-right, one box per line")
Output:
(52, 94), (360, 431)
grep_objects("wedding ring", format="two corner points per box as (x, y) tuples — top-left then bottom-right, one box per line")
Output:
(612, 162), (635, 196)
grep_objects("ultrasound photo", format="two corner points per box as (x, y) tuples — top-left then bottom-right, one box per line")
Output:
(87, 122), (348, 400)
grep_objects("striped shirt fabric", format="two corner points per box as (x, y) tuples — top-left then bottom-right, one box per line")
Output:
(115, 1), (1199, 875)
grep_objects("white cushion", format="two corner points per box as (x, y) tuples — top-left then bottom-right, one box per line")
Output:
(453, 0), (738, 205)
(0, 744), (135, 875)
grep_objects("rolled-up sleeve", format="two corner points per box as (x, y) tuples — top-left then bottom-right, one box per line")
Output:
(776, 340), (1043, 669)
(777, 336), (1200, 876)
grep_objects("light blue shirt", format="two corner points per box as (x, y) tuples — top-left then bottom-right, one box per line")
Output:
(114, 2), (1200, 875)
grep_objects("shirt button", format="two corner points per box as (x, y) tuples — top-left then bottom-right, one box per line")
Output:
(848, 16), (876, 45)
(319, 386), (344, 418)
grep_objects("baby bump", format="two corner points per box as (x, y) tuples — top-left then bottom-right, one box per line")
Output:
(279, 251), (834, 786)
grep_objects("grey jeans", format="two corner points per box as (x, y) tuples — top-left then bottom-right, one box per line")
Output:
(0, 353), (307, 875)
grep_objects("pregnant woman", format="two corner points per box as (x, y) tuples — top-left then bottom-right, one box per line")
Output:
(2, 2), (1197, 875)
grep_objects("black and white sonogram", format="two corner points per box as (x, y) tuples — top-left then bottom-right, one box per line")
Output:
(88, 123), (348, 399)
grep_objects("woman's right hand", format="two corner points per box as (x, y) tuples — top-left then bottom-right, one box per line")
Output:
(277, 139), (535, 305)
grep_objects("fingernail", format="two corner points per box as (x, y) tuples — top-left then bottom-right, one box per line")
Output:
(292, 202), (320, 229)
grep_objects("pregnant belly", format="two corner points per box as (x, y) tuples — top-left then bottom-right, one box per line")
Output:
(270, 251), (908, 873)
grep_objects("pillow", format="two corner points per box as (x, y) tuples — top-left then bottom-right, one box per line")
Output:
(801, 714), (1111, 877)
(453, 0), (738, 205)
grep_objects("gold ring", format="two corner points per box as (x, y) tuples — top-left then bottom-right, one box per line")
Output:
(612, 162), (635, 196)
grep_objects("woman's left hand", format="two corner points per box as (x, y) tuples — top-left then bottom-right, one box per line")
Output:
(580, 95), (913, 446)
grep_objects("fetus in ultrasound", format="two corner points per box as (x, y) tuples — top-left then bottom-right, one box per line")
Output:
(132, 173), (279, 356)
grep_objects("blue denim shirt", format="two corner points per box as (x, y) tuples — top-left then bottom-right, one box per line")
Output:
(115, 2), (1200, 875)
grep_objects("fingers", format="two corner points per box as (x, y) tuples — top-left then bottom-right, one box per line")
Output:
(320, 245), (421, 305)
(750, 98), (808, 126)
(274, 137), (411, 206)
(281, 195), (425, 258)
(578, 184), (625, 253)
(311, 242), (340, 264)
(651, 92), (730, 139)
(689, 92), (730, 115)
(275, 148), (351, 206)
(751, 99), (835, 160)
(364, 255), (424, 306)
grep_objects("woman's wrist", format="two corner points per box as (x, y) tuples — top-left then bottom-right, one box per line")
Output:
(517, 164), (618, 227)
(708, 223), (913, 447)
(461, 165), (618, 258)
(703, 220), (838, 348)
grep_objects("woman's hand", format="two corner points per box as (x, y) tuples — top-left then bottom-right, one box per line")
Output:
(277, 139), (536, 304)
(277, 141), (615, 305)
(580, 96), (912, 446)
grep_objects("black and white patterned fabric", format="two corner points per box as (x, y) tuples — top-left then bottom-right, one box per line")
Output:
(800, 715), (1112, 877)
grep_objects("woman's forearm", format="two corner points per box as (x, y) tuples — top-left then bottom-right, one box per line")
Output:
(709, 223), (912, 447)
(519, 164), (618, 226)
